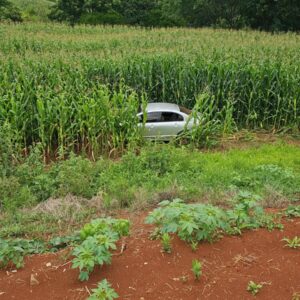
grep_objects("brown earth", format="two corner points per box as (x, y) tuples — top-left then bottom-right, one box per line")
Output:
(0, 212), (300, 300)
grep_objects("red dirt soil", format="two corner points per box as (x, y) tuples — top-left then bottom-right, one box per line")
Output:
(0, 212), (299, 300)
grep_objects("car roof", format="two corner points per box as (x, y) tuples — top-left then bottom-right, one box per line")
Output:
(146, 102), (180, 113)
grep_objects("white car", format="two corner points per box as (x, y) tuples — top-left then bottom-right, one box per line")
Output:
(137, 102), (197, 140)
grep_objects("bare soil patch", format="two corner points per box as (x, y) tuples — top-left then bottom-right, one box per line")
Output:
(0, 212), (299, 300)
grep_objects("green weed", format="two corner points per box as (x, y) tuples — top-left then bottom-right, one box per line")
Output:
(146, 196), (282, 245)
(285, 206), (300, 218)
(191, 259), (202, 280)
(282, 237), (300, 249)
(161, 233), (172, 253)
(247, 281), (263, 295)
(88, 279), (118, 300)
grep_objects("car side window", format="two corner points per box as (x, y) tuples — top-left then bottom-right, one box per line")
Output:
(161, 112), (184, 122)
(139, 112), (162, 123)
(139, 112), (184, 123)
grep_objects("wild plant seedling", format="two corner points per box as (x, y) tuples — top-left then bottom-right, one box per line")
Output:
(191, 241), (198, 252)
(191, 259), (202, 280)
(282, 237), (300, 249)
(247, 281), (263, 295)
(87, 279), (118, 300)
(161, 233), (172, 253)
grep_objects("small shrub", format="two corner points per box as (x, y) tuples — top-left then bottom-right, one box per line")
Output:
(88, 279), (118, 300)
(285, 206), (300, 218)
(145, 199), (228, 243)
(146, 196), (281, 246)
(56, 154), (102, 199)
(0, 238), (46, 269)
(0, 177), (36, 211)
(72, 218), (130, 281)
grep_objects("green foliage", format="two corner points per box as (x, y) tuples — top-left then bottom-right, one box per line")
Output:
(0, 238), (46, 269)
(55, 154), (103, 198)
(47, 0), (300, 31)
(88, 279), (118, 300)
(161, 233), (172, 253)
(282, 236), (300, 249)
(0, 0), (22, 21)
(11, 0), (54, 21)
(14, 145), (56, 202)
(145, 199), (228, 243)
(191, 259), (202, 280)
(0, 143), (299, 219)
(226, 191), (264, 232)
(182, 92), (223, 148)
(48, 234), (81, 252)
(284, 206), (300, 218)
(72, 218), (130, 281)
(0, 122), (19, 177)
(146, 195), (282, 244)
(79, 11), (124, 25)
(190, 240), (198, 252)
(0, 176), (36, 211)
(1, 24), (299, 161)
(247, 281), (263, 295)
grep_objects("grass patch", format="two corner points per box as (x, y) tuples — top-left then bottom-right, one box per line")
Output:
(0, 142), (299, 239)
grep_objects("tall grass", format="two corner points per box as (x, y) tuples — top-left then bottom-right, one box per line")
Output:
(0, 23), (299, 157)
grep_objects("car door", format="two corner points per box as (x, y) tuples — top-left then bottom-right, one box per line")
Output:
(138, 111), (163, 138)
(159, 112), (185, 137)
(139, 111), (185, 138)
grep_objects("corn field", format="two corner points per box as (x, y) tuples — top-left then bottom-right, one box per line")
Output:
(0, 23), (299, 157)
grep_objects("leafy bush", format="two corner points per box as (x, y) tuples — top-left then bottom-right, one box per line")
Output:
(226, 191), (264, 232)
(88, 279), (119, 300)
(0, 238), (46, 269)
(0, 1), (22, 22)
(72, 218), (130, 281)
(284, 205), (300, 218)
(55, 154), (103, 199)
(48, 234), (81, 252)
(146, 196), (281, 245)
(254, 164), (296, 189)
(79, 11), (124, 25)
(145, 199), (228, 243)
(14, 145), (56, 202)
(0, 176), (36, 211)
